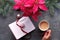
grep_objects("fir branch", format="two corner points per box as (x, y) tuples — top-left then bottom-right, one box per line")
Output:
(0, 0), (14, 16)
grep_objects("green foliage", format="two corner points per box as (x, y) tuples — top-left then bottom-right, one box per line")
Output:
(0, 0), (14, 16)
(46, 0), (60, 16)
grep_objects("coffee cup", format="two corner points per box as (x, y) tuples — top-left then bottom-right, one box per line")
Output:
(38, 20), (49, 31)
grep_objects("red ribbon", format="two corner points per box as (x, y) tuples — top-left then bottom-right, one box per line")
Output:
(16, 20), (27, 34)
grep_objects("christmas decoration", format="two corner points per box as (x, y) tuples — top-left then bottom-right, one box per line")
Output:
(13, 0), (48, 21)
(0, 0), (60, 17)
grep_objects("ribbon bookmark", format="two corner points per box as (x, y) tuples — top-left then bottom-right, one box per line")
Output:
(16, 14), (27, 34)
(16, 21), (28, 34)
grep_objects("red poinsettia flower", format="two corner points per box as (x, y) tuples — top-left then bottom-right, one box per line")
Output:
(23, 0), (48, 21)
(13, 0), (48, 21)
(33, 0), (48, 13)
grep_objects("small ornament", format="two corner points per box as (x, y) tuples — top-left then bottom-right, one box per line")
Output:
(16, 14), (25, 28)
(16, 14), (21, 20)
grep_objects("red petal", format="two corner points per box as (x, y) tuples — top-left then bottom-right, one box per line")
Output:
(13, 4), (20, 10)
(14, 0), (21, 3)
(21, 6), (33, 16)
(39, 4), (48, 11)
(23, 13), (28, 16)
(24, 5), (32, 7)
(32, 13), (38, 21)
(35, 12), (42, 16)
(38, 0), (45, 4)
(23, 9), (32, 16)
(33, 4), (38, 14)
(24, 0), (35, 7)
(32, 15), (38, 22)
(19, 6), (25, 11)
(32, 11), (42, 21)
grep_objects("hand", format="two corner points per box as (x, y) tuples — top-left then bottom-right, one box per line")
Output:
(42, 30), (51, 40)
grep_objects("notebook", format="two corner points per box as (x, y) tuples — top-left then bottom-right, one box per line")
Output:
(9, 17), (35, 39)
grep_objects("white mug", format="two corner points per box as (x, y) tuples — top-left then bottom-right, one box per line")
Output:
(38, 20), (49, 31)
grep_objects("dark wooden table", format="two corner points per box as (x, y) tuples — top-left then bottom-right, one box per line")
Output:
(0, 9), (60, 40)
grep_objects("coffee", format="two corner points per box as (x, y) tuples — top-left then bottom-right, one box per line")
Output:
(38, 20), (49, 31)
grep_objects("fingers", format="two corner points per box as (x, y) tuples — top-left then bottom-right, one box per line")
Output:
(45, 30), (51, 39)
(42, 29), (51, 40)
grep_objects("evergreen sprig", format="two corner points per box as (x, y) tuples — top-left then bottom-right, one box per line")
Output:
(0, 0), (60, 16)
(0, 0), (14, 16)
(46, 0), (60, 16)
